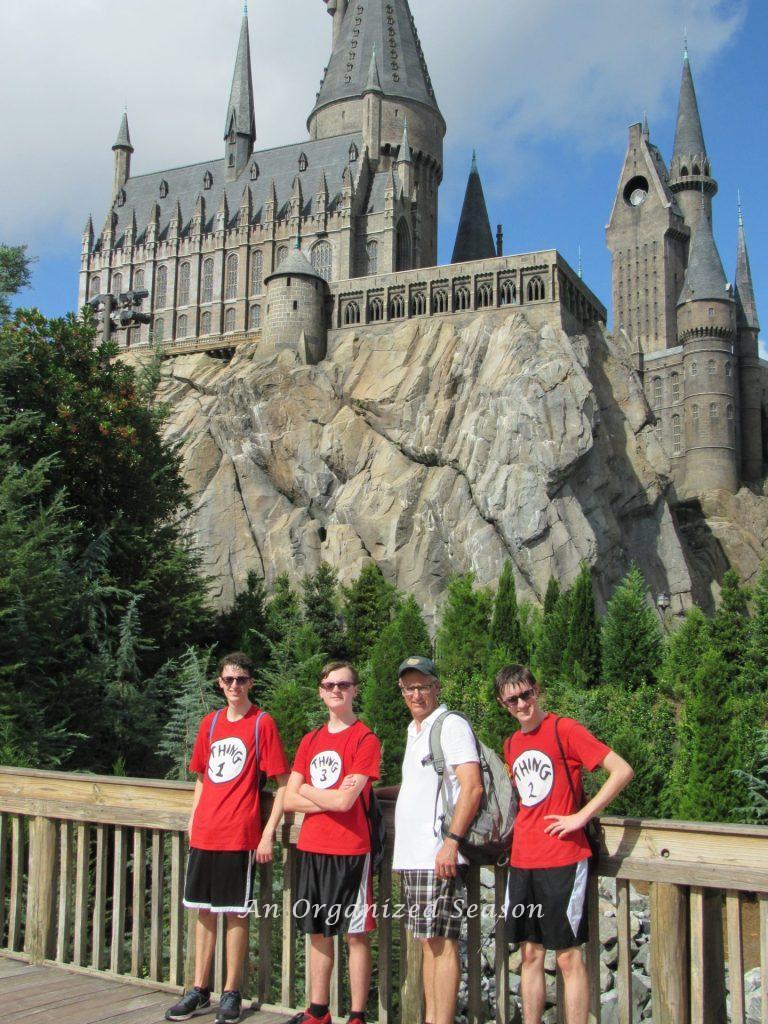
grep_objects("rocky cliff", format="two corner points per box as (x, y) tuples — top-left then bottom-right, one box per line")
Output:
(128, 312), (768, 619)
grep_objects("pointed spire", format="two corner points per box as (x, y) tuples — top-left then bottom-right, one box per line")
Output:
(451, 150), (495, 264)
(642, 112), (650, 139)
(735, 198), (760, 331)
(672, 48), (707, 169)
(677, 196), (730, 306)
(83, 215), (94, 238)
(398, 118), (411, 163)
(225, 11), (256, 140)
(113, 111), (133, 152)
(364, 45), (383, 94)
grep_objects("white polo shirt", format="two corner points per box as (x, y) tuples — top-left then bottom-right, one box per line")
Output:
(392, 704), (480, 871)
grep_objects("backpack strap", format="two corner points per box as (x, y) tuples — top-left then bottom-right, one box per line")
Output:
(422, 710), (478, 838)
(253, 709), (266, 786)
(208, 709), (222, 745)
(553, 716), (582, 809)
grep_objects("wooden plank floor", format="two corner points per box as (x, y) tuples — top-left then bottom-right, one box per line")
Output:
(0, 957), (292, 1024)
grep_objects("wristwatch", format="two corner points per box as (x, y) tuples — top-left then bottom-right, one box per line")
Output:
(445, 831), (463, 843)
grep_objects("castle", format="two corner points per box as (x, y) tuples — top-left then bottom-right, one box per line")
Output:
(80, 1), (764, 500)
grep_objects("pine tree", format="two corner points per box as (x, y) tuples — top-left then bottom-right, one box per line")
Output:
(734, 729), (768, 823)
(261, 623), (327, 759)
(265, 574), (302, 642)
(601, 566), (662, 690)
(741, 563), (768, 694)
(215, 570), (269, 670)
(659, 606), (708, 698)
(342, 562), (397, 663)
(543, 577), (560, 616)
(535, 585), (571, 685)
(302, 562), (345, 659)
(488, 561), (524, 661)
(709, 569), (750, 669)
(156, 648), (220, 780)
(564, 562), (601, 686)
(435, 573), (492, 682)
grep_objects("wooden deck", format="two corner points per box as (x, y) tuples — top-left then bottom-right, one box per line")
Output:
(0, 957), (291, 1024)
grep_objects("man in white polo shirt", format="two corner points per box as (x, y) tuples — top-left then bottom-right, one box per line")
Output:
(391, 656), (483, 1024)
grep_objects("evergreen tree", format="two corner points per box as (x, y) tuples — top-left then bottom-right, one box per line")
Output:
(0, 245), (31, 320)
(564, 562), (601, 686)
(709, 569), (750, 669)
(488, 561), (524, 661)
(741, 563), (768, 694)
(734, 729), (768, 824)
(435, 573), (492, 682)
(535, 585), (571, 685)
(601, 566), (662, 690)
(659, 606), (709, 698)
(543, 576), (560, 616)
(157, 648), (220, 780)
(215, 570), (269, 672)
(261, 622), (327, 759)
(342, 562), (397, 662)
(265, 574), (302, 642)
(302, 562), (345, 658)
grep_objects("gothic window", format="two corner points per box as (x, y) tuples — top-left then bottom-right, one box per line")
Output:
(500, 280), (517, 305)
(112, 272), (123, 297)
(89, 276), (101, 298)
(116, 189), (126, 207)
(277, 245), (289, 267)
(396, 220), (411, 272)
(311, 241), (333, 282)
(154, 317), (164, 344)
(690, 361), (698, 378)
(671, 373), (680, 403)
(432, 289), (448, 314)
(155, 265), (168, 308)
(349, 142), (359, 163)
(411, 292), (426, 316)
(368, 297), (384, 322)
(680, 166), (689, 177)
(344, 301), (360, 325)
(228, 154), (235, 168)
(201, 310), (212, 335)
(725, 360), (732, 377)
(672, 415), (682, 455)
(692, 404), (700, 430)
(134, 269), (144, 289)
(476, 283), (493, 308)
(455, 285), (470, 311)
(202, 259), (214, 303)
(177, 314), (188, 339)
(366, 240), (378, 276)
(389, 294), (404, 319)
(224, 307), (236, 333)
(298, 152), (309, 172)
(225, 254), (239, 300)
(159, 180), (169, 199)
(178, 262), (190, 306)
(249, 304), (262, 330)
(526, 276), (545, 302)
(203, 171), (213, 190)
(727, 404), (735, 432)
(653, 377), (662, 409)
(250, 250), (264, 294)
(708, 359), (716, 377)
(250, 162), (259, 181)
(692, 164), (701, 176)
(710, 402), (719, 425)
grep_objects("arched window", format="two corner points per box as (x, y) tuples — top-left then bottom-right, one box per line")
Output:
(671, 373), (680, 403)
(201, 310), (212, 335)
(178, 262), (190, 306)
(112, 272), (123, 296)
(159, 179), (169, 198)
(155, 266), (168, 308)
(177, 314), (188, 339)
(298, 152), (308, 172)
(343, 301), (360, 325)
(201, 258), (214, 303)
(249, 304), (261, 330)
(349, 142), (359, 163)
(710, 402), (719, 425)
(389, 294), (404, 319)
(250, 250), (263, 294)
(690, 360), (698, 378)
(432, 289), (448, 314)
(692, 404), (700, 430)
(203, 171), (213, 190)
(725, 360), (732, 378)
(134, 269), (144, 289)
(368, 297), (384, 322)
(250, 162), (259, 181)
(90, 276), (101, 298)
(680, 165), (689, 177)
(692, 164), (701, 176)
(225, 254), (238, 300)
(653, 377), (662, 409)
(224, 307), (236, 333)
(455, 285), (470, 311)
(708, 359), (716, 377)
(311, 241), (332, 282)
(411, 292), (426, 316)
(672, 415), (682, 455)
(154, 318), (164, 344)
(526, 275), (545, 302)
(277, 245), (289, 267)
(500, 280), (517, 305)
(396, 221), (411, 271)
(476, 283), (493, 308)
(116, 189), (126, 207)
(366, 240), (378, 276)
(727, 404), (735, 432)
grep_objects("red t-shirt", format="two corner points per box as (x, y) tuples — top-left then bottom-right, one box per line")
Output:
(292, 720), (381, 855)
(189, 705), (289, 851)
(504, 714), (610, 869)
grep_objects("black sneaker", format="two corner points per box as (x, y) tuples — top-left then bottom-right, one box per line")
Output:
(165, 986), (211, 1021)
(215, 990), (242, 1024)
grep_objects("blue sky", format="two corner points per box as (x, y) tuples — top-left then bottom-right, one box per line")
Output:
(4, 0), (765, 352)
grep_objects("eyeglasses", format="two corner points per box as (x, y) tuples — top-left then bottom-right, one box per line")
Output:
(220, 675), (251, 687)
(499, 687), (536, 707)
(400, 683), (435, 697)
(319, 680), (355, 691)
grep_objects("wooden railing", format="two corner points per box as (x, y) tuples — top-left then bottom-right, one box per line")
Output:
(1, 767), (767, 1023)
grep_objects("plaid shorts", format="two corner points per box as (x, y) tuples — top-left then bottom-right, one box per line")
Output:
(400, 869), (467, 940)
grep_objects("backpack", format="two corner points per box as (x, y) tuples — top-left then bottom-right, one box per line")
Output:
(208, 707), (266, 788)
(424, 711), (517, 866)
(364, 789), (388, 873)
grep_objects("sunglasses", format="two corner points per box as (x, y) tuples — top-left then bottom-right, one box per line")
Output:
(498, 687), (536, 707)
(319, 680), (355, 691)
(220, 675), (251, 687)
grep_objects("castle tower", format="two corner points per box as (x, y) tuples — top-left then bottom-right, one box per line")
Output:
(451, 151), (495, 263)
(112, 112), (133, 200)
(677, 198), (738, 494)
(224, 7), (256, 182)
(362, 48), (383, 163)
(668, 49), (717, 232)
(735, 202), (763, 481)
(324, 0), (348, 47)
(263, 248), (329, 365)
(606, 122), (688, 353)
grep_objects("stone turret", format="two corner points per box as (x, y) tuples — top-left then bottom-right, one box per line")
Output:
(735, 201), (763, 480)
(263, 247), (328, 364)
(362, 48), (383, 164)
(668, 49), (717, 232)
(452, 151), (495, 264)
(112, 112), (133, 199)
(224, 7), (256, 182)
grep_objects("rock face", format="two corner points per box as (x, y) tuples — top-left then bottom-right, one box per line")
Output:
(130, 310), (768, 617)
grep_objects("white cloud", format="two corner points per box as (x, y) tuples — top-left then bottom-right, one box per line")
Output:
(0, 0), (745, 250)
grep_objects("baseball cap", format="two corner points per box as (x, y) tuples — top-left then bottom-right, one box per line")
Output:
(397, 656), (437, 679)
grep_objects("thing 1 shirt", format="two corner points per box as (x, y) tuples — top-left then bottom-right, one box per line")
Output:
(504, 714), (610, 869)
(189, 705), (289, 851)
(292, 720), (381, 855)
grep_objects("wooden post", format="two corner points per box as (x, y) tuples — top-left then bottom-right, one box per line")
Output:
(110, 826), (128, 974)
(91, 823), (108, 971)
(494, 865), (511, 1024)
(759, 894), (767, 1024)
(24, 815), (57, 963)
(131, 828), (148, 977)
(150, 830), (165, 981)
(56, 821), (73, 963)
(616, 878), (633, 1024)
(281, 845), (297, 1009)
(401, 926), (424, 1024)
(169, 833), (185, 986)
(702, 890), (727, 1024)
(185, 909), (198, 990)
(377, 855), (393, 1024)
(257, 858), (274, 1006)
(466, 867), (482, 1024)
(726, 891), (745, 1024)
(585, 873), (601, 1024)
(8, 814), (24, 952)
(0, 814), (7, 946)
(73, 823), (89, 965)
(650, 882), (690, 1024)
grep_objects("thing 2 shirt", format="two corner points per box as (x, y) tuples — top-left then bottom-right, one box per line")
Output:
(504, 713), (610, 869)
(292, 720), (381, 855)
(189, 705), (289, 851)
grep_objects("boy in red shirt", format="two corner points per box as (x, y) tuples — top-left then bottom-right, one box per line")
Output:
(165, 652), (289, 1024)
(497, 665), (633, 1024)
(284, 661), (382, 1024)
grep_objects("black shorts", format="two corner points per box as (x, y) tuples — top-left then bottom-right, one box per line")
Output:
(505, 859), (589, 950)
(183, 848), (255, 914)
(294, 850), (374, 936)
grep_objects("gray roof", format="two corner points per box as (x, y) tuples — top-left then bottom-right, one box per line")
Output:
(264, 247), (324, 284)
(98, 132), (365, 250)
(310, 0), (443, 126)
(735, 214), (760, 331)
(365, 48), (383, 94)
(672, 55), (708, 165)
(451, 152), (495, 263)
(113, 112), (133, 152)
(225, 14), (256, 139)
(677, 206), (731, 306)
